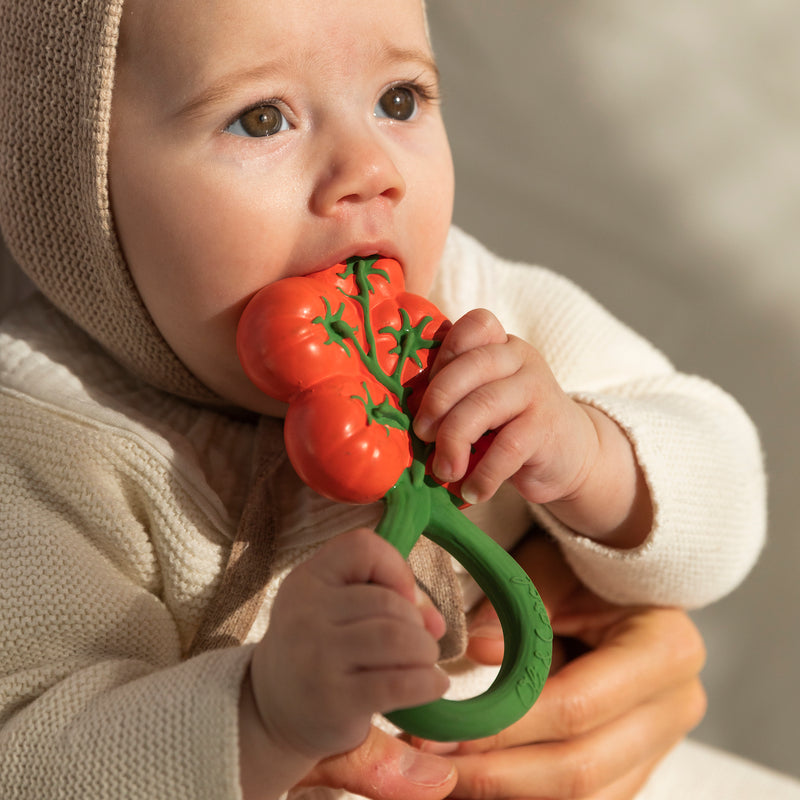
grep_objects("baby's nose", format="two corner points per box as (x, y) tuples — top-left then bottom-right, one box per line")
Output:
(309, 124), (406, 216)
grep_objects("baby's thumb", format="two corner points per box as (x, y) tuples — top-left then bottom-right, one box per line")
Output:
(299, 725), (457, 800)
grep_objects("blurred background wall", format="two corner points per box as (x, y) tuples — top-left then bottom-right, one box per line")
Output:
(427, 0), (799, 779)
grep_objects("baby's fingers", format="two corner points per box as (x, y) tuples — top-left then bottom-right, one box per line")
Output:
(457, 411), (544, 504)
(351, 665), (450, 717)
(311, 529), (420, 603)
(339, 617), (442, 672)
(426, 308), (508, 382)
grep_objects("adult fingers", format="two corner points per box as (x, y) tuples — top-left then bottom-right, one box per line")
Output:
(458, 608), (706, 753)
(583, 755), (664, 800)
(495, 755), (663, 800)
(299, 725), (457, 800)
(448, 679), (706, 799)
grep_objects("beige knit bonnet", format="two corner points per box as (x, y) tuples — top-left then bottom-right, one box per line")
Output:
(0, 0), (430, 403)
(0, 0), (214, 401)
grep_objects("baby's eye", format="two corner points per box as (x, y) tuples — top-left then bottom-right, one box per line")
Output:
(374, 86), (418, 121)
(225, 104), (290, 138)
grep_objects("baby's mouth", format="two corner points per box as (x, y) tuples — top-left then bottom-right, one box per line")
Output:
(315, 240), (403, 274)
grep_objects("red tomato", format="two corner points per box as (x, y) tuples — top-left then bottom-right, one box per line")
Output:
(237, 276), (367, 402)
(369, 291), (451, 385)
(284, 375), (413, 504)
(396, 292), (451, 384)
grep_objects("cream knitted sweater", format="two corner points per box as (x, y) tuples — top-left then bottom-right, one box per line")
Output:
(0, 227), (765, 799)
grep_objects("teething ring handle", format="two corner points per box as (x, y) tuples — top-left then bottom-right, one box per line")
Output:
(236, 256), (552, 742)
(377, 471), (552, 742)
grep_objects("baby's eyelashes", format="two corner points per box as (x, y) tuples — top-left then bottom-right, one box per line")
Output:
(224, 103), (291, 138)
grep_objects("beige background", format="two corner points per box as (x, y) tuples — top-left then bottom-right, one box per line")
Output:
(2, 0), (798, 781)
(427, 0), (800, 779)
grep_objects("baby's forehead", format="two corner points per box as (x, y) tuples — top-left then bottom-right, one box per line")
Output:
(118, 0), (429, 49)
(115, 0), (433, 99)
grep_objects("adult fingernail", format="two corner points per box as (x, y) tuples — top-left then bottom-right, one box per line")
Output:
(399, 749), (456, 787)
(468, 622), (503, 640)
(418, 739), (460, 755)
(468, 610), (503, 640)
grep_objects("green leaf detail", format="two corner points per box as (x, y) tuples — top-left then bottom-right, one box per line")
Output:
(380, 309), (441, 376)
(340, 255), (391, 295)
(352, 382), (410, 434)
(312, 298), (359, 356)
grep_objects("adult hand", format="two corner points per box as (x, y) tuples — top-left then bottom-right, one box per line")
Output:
(433, 534), (707, 799)
(298, 725), (457, 800)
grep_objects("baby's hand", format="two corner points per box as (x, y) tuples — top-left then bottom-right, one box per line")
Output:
(412, 309), (651, 546)
(248, 529), (449, 762)
(413, 308), (598, 508)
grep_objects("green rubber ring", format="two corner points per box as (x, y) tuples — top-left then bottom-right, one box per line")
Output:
(377, 469), (553, 741)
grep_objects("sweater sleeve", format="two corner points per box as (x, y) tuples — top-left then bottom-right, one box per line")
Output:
(431, 227), (766, 607)
(0, 388), (251, 799)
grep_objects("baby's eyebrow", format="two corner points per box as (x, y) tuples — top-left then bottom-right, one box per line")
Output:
(173, 46), (439, 122)
(174, 59), (291, 121)
(381, 45), (441, 83)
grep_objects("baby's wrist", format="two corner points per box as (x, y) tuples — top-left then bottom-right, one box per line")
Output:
(239, 667), (317, 800)
(546, 403), (652, 548)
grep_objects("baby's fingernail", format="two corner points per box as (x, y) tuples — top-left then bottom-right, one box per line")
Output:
(413, 415), (433, 440)
(399, 749), (456, 787)
(433, 456), (454, 482)
(460, 486), (479, 506)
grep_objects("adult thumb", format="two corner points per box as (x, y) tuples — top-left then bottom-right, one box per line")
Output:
(466, 598), (505, 665)
(298, 725), (457, 800)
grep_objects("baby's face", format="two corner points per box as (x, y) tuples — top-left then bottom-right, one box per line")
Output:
(109, 0), (453, 413)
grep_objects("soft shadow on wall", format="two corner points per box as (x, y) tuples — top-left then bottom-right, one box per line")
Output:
(428, 0), (800, 780)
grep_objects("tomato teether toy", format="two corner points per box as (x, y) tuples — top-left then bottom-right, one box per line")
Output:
(237, 255), (552, 741)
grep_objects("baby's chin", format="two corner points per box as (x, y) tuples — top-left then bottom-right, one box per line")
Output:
(228, 385), (289, 418)
(190, 366), (288, 418)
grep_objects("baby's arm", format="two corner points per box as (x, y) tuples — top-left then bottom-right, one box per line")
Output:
(413, 309), (652, 549)
(428, 227), (765, 608)
(239, 529), (449, 799)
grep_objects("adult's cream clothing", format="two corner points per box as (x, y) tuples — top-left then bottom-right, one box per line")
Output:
(0, 227), (766, 798)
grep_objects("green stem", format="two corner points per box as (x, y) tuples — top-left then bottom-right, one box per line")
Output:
(336, 259), (404, 398)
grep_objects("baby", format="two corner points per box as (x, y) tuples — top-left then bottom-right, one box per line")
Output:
(0, 0), (766, 799)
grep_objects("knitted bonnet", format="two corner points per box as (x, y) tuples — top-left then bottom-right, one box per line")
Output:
(0, 0), (213, 400)
(0, 1), (430, 400)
